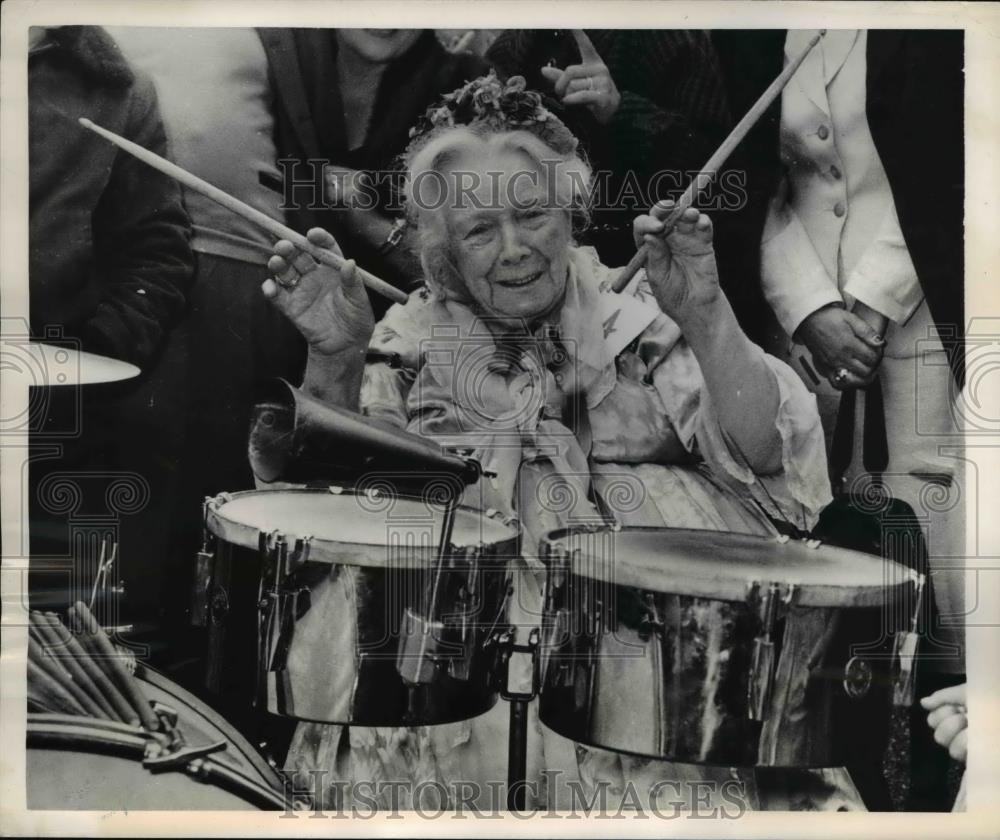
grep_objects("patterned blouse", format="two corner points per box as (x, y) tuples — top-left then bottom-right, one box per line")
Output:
(286, 245), (836, 811)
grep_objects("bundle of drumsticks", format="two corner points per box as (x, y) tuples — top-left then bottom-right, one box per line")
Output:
(27, 601), (159, 731)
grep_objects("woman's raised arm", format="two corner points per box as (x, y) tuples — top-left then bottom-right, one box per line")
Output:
(635, 202), (783, 474)
(263, 228), (375, 411)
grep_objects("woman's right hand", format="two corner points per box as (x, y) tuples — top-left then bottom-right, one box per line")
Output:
(263, 227), (375, 356)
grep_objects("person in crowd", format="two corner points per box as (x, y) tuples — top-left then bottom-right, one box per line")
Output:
(486, 30), (734, 269)
(437, 29), (501, 56)
(711, 28), (966, 810)
(921, 682), (968, 811)
(921, 683), (968, 764)
(104, 29), (319, 684)
(29, 25), (192, 368)
(286, 28), (487, 318)
(264, 74), (863, 811)
(28, 25), (194, 632)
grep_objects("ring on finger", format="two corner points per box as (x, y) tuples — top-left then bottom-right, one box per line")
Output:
(833, 367), (850, 385)
(275, 273), (300, 290)
(587, 76), (595, 91)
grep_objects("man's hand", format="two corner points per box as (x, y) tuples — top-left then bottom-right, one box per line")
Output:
(920, 683), (968, 763)
(263, 227), (374, 357)
(795, 304), (885, 390)
(539, 30), (621, 125)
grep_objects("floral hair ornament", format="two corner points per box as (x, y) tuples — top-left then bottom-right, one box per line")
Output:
(406, 71), (579, 157)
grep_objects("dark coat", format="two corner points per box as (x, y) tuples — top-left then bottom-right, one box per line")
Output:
(711, 30), (965, 386)
(487, 30), (733, 267)
(258, 29), (488, 311)
(29, 26), (194, 367)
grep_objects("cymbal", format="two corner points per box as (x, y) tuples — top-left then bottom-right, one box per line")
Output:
(26, 343), (140, 386)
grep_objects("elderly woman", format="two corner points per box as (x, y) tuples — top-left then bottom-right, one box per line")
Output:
(263, 75), (851, 811)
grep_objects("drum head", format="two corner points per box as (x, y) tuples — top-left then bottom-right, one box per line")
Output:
(544, 527), (916, 607)
(206, 489), (519, 568)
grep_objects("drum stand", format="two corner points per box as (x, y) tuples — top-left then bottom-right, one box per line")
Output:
(397, 484), (542, 812)
(486, 624), (540, 811)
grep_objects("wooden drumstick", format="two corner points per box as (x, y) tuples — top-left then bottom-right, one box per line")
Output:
(64, 608), (140, 726)
(69, 602), (159, 731)
(27, 634), (106, 718)
(78, 117), (409, 306)
(27, 659), (88, 716)
(612, 31), (825, 293)
(33, 612), (119, 721)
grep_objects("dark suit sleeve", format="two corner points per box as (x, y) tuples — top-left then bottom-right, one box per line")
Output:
(868, 30), (965, 387)
(604, 31), (730, 179)
(84, 73), (194, 366)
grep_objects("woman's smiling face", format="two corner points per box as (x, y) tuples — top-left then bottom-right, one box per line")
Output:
(443, 147), (572, 323)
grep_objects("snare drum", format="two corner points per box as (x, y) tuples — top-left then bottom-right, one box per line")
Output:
(538, 526), (918, 768)
(203, 489), (519, 726)
(27, 664), (288, 810)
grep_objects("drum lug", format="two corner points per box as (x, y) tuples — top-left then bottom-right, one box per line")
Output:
(191, 498), (221, 627)
(259, 586), (311, 676)
(445, 552), (479, 682)
(260, 530), (311, 585)
(191, 546), (216, 628)
(892, 572), (926, 707)
(540, 542), (569, 611)
(638, 592), (664, 641)
(747, 582), (780, 722)
(289, 536), (312, 573)
(396, 607), (446, 685)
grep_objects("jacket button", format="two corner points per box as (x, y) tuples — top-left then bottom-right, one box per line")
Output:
(833, 202), (846, 217)
(817, 124), (830, 140)
(830, 164), (842, 180)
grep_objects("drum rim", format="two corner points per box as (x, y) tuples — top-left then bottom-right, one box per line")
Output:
(26, 714), (289, 810)
(205, 488), (521, 567)
(541, 525), (918, 607)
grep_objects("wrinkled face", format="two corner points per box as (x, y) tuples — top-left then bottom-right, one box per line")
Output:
(336, 29), (422, 64)
(443, 147), (572, 322)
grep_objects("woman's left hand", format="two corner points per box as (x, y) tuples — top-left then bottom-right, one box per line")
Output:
(539, 30), (621, 125)
(634, 201), (721, 323)
(920, 683), (968, 763)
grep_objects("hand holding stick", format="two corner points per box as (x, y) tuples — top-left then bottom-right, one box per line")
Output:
(613, 31), (825, 293)
(78, 118), (408, 306)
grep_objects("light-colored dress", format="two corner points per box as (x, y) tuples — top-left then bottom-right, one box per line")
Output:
(286, 246), (861, 811)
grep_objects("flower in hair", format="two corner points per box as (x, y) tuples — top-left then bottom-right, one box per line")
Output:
(407, 71), (577, 155)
